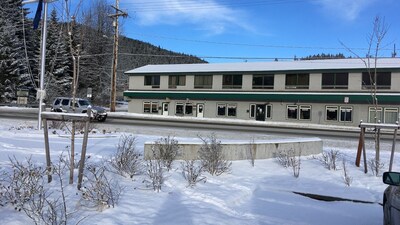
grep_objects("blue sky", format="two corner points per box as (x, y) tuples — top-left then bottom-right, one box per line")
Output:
(37, 0), (400, 63)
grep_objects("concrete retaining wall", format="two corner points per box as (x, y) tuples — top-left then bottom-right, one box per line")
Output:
(144, 138), (322, 161)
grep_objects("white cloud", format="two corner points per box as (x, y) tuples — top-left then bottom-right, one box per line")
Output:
(317, 0), (377, 21)
(125, 0), (254, 35)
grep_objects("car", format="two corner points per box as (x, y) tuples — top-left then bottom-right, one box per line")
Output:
(51, 97), (107, 122)
(382, 171), (400, 225)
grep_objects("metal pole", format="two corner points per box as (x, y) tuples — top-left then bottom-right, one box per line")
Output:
(37, 1), (49, 130)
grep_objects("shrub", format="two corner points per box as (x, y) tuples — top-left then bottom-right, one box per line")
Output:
(151, 135), (180, 171)
(181, 160), (206, 187)
(198, 134), (231, 176)
(109, 134), (141, 178)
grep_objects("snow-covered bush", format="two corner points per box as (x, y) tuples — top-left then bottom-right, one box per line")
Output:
(319, 150), (341, 170)
(368, 158), (384, 177)
(275, 149), (301, 178)
(79, 163), (122, 210)
(246, 139), (256, 167)
(181, 160), (206, 187)
(109, 134), (142, 178)
(151, 135), (180, 171)
(342, 159), (353, 186)
(145, 158), (164, 192)
(198, 134), (231, 176)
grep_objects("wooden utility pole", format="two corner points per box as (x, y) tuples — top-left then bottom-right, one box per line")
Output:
(109, 0), (127, 112)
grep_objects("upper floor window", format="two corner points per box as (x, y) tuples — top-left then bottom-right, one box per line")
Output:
(285, 73), (309, 89)
(322, 73), (348, 89)
(169, 75), (186, 88)
(223, 74), (242, 89)
(253, 74), (274, 89)
(362, 72), (391, 89)
(144, 75), (160, 88)
(194, 75), (213, 89)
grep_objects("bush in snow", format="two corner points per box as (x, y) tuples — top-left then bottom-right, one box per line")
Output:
(342, 159), (353, 187)
(198, 134), (231, 176)
(79, 162), (122, 211)
(4, 156), (69, 225)
(109, 134), (142, 178)
(275, 149), (301, 178)
(319, 150), (341, 170)
(181, 160), (206, 187)
(145, 158), (165, 192)
(151, 135), (180, 171)
(368, 157), (384, 177)
(246, 138), (256, 167)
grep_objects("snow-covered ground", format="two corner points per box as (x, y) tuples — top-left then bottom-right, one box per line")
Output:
(0, 118), (398, 225)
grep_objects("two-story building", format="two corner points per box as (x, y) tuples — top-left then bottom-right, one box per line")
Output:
(123, 58), (400, 126)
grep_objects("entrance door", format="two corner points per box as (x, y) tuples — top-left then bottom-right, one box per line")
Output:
(256, 104), (266, 121)
(197, 104), (204, 118)
(162, 102), (169, 116)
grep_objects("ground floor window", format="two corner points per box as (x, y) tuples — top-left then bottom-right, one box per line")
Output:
(287, 105), (298, 119)
(176, 103), (184, 115)
(368, 107), (399, 123)
(368, 107), (383, 123)
(266, 105), (272, 119)
(340, 106), (352, 122)
(175, 102), (194, 115)
(217, 103), (237, 117)
(217, 104), (226, 116)
(250, 104), (256, 118)
(227, 104), (237, 117)
(299, 105), (311, 120)
(384, 108), (399, 124)
(326, 106), (338, 121)
(185, 103), (193, 115)
(143, 102), (159, 114)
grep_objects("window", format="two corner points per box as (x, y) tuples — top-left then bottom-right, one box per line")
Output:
(384, 108), (399, 124)
(368, 107), (383, 123)
(217, 104), (226, 116)
(176, 103), (184, 115)
(266, 105), (272, 119)
(250, 104), (256, 118)
(299, 105), (311, 120)
(340, 106), (352, 122)
(227, 104), (237, 117)
(185, 103), (193, 115)
(223, 74), (242, 89)
(169, 75), (186, 88)
(194, 75), (213, 89)
(285, 73), (309, 89)
(144, 75), (160, 88)
(287, 105), (298, 119)
(253, 74), (274, 89)
(326, 106), (338, 121)
(143, 102), (159, 114)
(362, 72), (391, 89)
(322, 73), (348, 89)
(61, 99), (69, 106)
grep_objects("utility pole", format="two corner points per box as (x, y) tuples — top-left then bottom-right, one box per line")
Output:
(109, 0), (127, 112)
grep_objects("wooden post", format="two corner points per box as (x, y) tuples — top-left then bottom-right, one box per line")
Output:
(355, 127), (364, 167)
(389, 128), (398, 172)
(43, 118), (52, 183)
(362, 127), (368, 174)
(77, 108), (91, 190)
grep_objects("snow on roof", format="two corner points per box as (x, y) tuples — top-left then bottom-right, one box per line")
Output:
(125, 58), (400, 74)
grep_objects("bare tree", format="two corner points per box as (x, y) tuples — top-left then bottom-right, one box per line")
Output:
(340, 16), (389, 171)
(198, 134), (231, 176)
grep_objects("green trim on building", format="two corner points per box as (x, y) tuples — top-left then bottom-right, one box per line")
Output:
(124, 91), (400, 104)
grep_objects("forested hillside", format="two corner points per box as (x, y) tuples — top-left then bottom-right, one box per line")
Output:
(0, 0), (205, 106)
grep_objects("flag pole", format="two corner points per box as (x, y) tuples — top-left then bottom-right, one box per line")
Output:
(23, 0), (56, 130)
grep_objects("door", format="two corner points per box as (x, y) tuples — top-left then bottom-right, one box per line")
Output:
(162, 102), (169, 116)
(197, 103), (204, 118)
(256, 104), (266, 121)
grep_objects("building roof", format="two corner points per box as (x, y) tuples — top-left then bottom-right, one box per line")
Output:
(125, 58), (400, 75)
